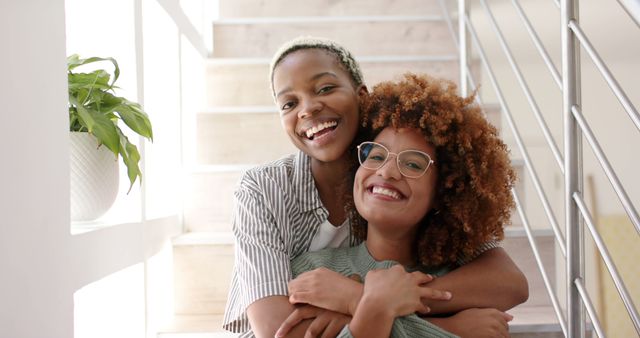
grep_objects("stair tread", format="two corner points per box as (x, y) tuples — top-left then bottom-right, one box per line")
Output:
(509, 306), (562, 333)
(160, 314), (225, 333)
(213, 14), (444, 24)
(160, 305), (562, 335)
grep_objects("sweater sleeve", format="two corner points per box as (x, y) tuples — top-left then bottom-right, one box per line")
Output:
(391, 314), (460, 338)
(335, 315), (459, 338)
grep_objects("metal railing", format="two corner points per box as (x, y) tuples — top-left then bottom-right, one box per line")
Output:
(440, 0), (640, 337)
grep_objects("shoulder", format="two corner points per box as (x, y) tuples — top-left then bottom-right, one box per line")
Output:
(237, 153), (298, 192)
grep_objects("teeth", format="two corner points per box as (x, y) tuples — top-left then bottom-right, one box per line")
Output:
(372, 186), (401, 200)
(305, 121), (338, 139)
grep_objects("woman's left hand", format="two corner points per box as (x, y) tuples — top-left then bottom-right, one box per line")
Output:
(275, 304), (351, 338)
(288, 267), (363, 315)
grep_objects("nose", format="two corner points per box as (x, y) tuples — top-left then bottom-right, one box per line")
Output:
(376, 155), (402, 180)
(297, 97), (322, 119)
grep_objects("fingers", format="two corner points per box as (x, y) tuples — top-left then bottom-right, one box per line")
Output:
(489, 309), (511, 337)
(411, 271), (435, 284)
(416, 304), (431, 315)
(275, 306), (319, 338)
(289, 291), (311, 304)
(419, 286), (452, 301)
(321, 319), (347, 338)
(304, 315), (329, 338)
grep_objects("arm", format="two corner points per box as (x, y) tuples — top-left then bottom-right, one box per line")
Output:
(225, 175), (296, 338)
(348, 266), (453, 338)
(425, 247), (528, 314)
(248, 296), (299, 338)
(288, 267), (449, 315)
(287, 247), (526, 318)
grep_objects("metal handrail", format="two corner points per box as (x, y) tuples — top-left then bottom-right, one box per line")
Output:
(574, 193), (640, 334)
(616, 0), (640, 29)
(465, 13), (568, 257)
(561, 1), (584, 335)
(438, 0), (458, 48)
(437, 0), (483, 107)
(480, 0), (565, 174)
(511, 0), (562, 89)
(571, 105), (640, 234)
(575, 278), (606, 338)
(513, 190), (568, 336)
(569, 20), (640, 132)
(455, 0), (640, 336)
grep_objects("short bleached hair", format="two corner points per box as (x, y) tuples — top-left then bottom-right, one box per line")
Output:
(269, 36), (365, 99)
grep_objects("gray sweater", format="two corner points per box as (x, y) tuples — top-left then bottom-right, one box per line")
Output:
(291, 243), (459, 338)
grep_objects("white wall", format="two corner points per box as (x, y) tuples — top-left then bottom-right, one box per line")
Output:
(0, 1), (74, 337)
(0, 1), (197, 337)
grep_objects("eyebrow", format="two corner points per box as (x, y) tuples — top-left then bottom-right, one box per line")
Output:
(275, 72), (339, 99)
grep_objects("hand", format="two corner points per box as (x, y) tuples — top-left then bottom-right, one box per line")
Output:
(428, 308), (513, 338)
(275, 304), (351, 338)
(361, 265), (451, 317)
(288, 267), (363, 315)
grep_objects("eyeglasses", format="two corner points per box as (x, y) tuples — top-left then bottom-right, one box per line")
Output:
(357, 141), (435, 178)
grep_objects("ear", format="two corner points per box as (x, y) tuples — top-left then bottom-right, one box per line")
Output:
(356, 84), (369, 97)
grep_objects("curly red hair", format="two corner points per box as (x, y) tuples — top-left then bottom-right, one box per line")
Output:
(347, 73), (516, 267)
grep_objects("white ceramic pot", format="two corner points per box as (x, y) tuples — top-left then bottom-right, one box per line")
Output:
(70, 132), (119, 222)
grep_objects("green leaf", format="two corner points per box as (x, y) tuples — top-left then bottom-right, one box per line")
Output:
(68, 71), (111, 90)
(67, 55), (120, 87)
(113, 100), (153, 140)
(71, 96), (120, 154)
(116, 127), (142, 193)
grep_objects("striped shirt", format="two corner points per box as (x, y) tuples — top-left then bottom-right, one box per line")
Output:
(223, 151), (342, 335)
(222, 150), (498, 336)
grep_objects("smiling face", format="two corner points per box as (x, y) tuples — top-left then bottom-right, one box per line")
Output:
(353, 127), (438, 238)
(272, 49), (366, 162)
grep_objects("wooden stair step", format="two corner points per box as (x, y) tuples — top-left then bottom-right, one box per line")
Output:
(173, 233), (235, 315)
(217, 0), (442, 18)
(212, 17), (455, 58)
(196, 112), (296, 165)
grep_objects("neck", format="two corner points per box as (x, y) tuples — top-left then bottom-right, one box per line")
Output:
(365, 225), (416, 267)
(311, 155), (351, 225)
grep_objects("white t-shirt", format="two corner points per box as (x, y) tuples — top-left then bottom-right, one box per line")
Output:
(308, 219), (350, 251)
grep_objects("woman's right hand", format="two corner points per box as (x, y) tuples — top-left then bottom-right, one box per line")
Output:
(427, 308), (513, 338)
(288, 267), (364, 315)
(361, 265), (451, 317)
(275, 304), (351, 338)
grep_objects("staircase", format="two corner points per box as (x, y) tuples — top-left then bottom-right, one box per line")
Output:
(159, 1), (563, 337)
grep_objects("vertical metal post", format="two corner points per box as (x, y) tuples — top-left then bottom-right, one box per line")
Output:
(561, 0), (585, 337)
(458, 0), (469, 97)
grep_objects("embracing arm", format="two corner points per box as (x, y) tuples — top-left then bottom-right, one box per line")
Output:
(426, 247), (528, 314)
(225, 173), (299, 338)
(249, 296), (330, 338)
(231, 172), (351, 338)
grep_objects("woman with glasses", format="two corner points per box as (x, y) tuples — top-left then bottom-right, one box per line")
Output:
(277, 73), (521, 338)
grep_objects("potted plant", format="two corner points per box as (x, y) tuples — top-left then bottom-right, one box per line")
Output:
(68, 54), (153, 221)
